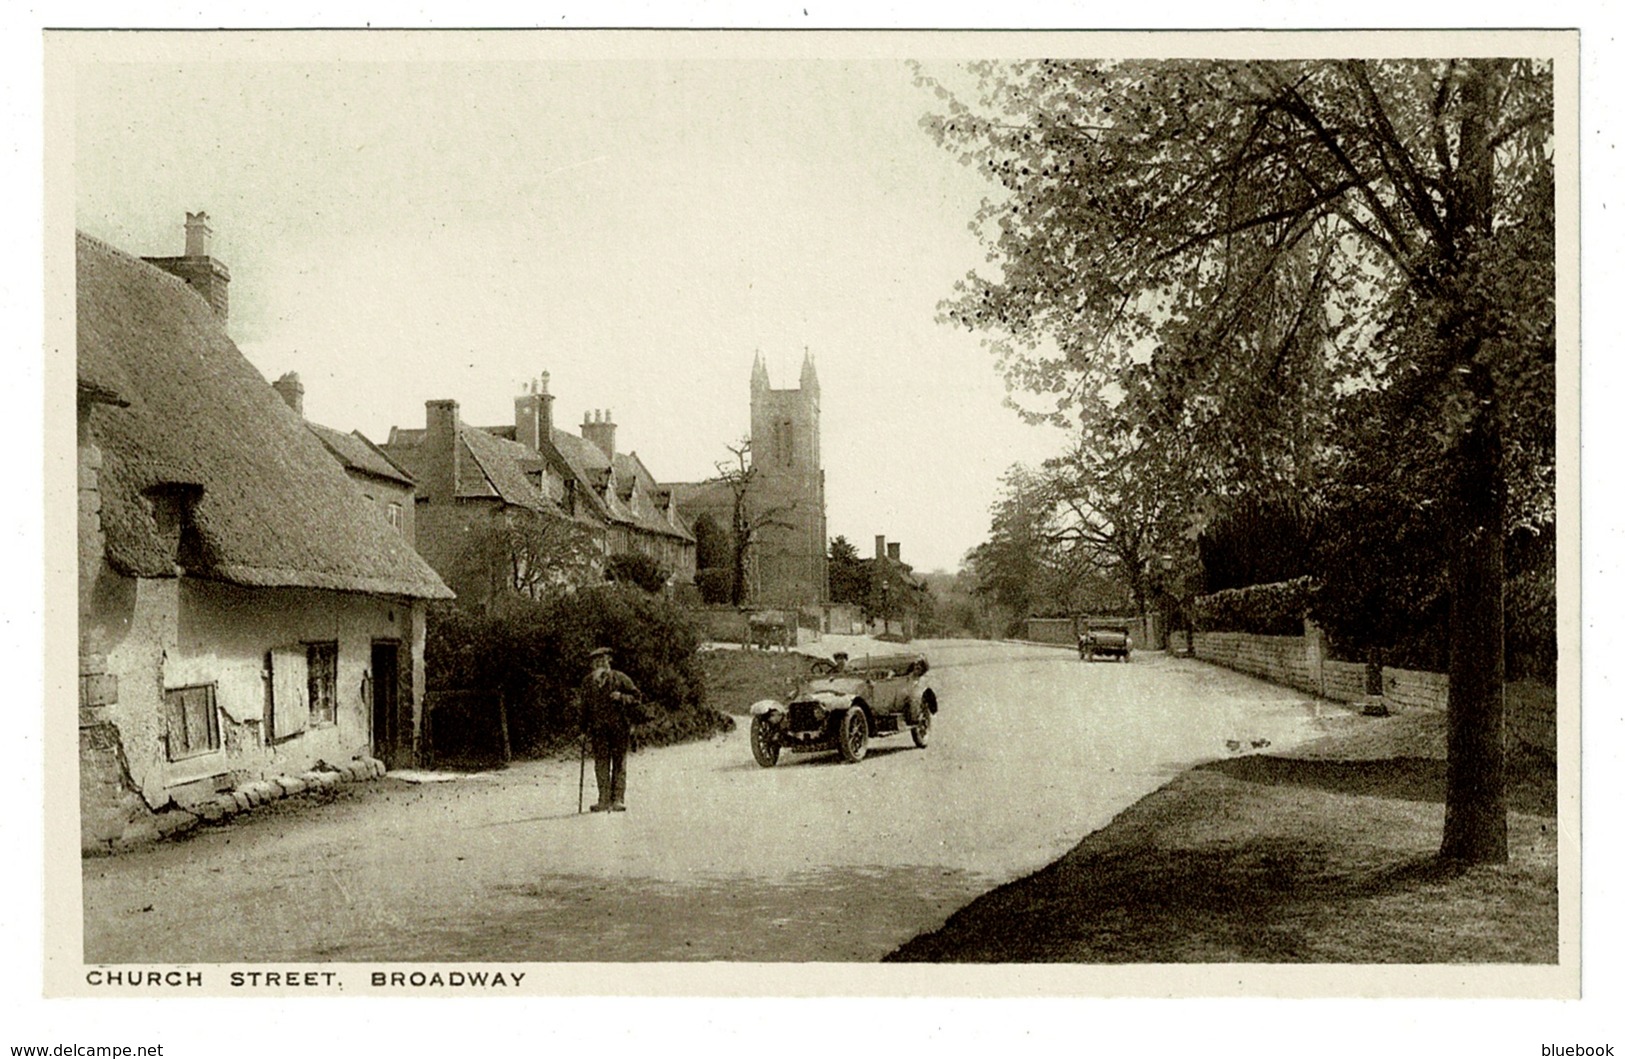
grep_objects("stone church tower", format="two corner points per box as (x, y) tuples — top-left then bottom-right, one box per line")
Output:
(665, 352), (829, 607)
(746, 351), (828, 606)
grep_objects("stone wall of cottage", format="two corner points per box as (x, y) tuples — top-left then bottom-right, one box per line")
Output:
(79, 435), (165, 850)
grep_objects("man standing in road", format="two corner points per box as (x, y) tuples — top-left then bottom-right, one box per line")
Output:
(578, 646), (642, 812)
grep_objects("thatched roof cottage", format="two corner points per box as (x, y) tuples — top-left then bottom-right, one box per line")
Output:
(76, 226), (452, 850)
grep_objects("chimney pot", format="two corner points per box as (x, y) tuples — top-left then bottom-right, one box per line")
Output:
(582, 405), (617, 460)
(272, 371), (305, 417)
(144, 211), (230, 320)
(184, 210), (212, 258)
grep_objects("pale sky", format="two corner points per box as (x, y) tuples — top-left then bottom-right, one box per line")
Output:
(70, 41), (1067, 572)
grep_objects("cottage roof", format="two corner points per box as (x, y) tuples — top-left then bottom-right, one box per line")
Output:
(614, 451), (694, 541)
(548, 427), (610, 477)
(540, 428), (686, 537)
(307, 422), (415, 487)
(459, 424), (559, 513)
(387, 422), (600, 524)
(77, 232), (452, 599)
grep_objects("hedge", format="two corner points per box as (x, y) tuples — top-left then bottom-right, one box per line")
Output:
(1193, 576), (1319, 636)
(425, 585), (732, 760)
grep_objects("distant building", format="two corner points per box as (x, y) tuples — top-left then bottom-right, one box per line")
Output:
(381, 376), (695, 607)
(77, 224), (452, 850)
(668, 352), (828, 608)
(867, 535), (927, 639)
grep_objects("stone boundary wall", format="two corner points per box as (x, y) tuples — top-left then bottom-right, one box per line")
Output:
(1381, 666), (1450, 712)
(823, 603), (864, 635)
(1322, 659), (1368, 702)
(1025, 618), (1075, 645)
(1191, 629), (1553, 754)
(689, 607), (752, 644)
(1193, 632), (1321, 696)
(1027, 616), (1155, 648)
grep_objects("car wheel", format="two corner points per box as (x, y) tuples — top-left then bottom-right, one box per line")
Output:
(911, 706), (931, 748)
(750, 715), (781, 768)
(837, 709), (869, 763)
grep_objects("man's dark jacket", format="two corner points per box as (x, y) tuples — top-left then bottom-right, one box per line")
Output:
(579, 668), (642, 736)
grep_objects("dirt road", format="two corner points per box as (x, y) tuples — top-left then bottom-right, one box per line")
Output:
(82, 641), (1336, 963)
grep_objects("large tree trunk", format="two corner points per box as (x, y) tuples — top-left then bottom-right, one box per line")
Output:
(1439, 403), (1508, 864)
(1438, 63), (1509, 865)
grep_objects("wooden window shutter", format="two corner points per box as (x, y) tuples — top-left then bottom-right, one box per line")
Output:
(268, 645), (310, 739)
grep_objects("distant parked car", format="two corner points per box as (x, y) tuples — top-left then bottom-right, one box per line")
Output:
(748, 609), (796, 651)
(749, 653), (938, 767)
(1079, 619), (1133, 662)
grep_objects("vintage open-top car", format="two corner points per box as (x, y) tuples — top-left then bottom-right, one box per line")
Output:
(1078, 618), (1133, 662)
(749, 652), (939, 767)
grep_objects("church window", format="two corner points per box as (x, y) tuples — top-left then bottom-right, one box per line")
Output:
(779, 420), (795, 466)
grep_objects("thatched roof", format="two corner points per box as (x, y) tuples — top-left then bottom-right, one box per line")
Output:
(77, 232), (453, 600)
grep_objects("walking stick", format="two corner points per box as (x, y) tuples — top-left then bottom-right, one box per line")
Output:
(578, 732), (587, 814)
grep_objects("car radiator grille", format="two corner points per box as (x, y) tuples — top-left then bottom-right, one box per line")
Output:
(788, 702), (822, 731)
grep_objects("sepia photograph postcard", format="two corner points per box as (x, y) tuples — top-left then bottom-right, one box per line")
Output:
(24, 11), (1607, 1047)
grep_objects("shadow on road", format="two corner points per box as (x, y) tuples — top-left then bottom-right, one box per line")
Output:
(719, 743), (919, 772)
(477, 812), (607, 828)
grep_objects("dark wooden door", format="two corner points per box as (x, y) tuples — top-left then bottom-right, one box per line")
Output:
(371, 640), (401, 767)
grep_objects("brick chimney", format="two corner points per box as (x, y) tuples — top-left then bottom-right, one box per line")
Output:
(272, 372), (304, 417)
(888, 542), (901, 563)
(423, 399), (461, 503)
(874, 534), (887, 561)
(513, 373), (556, 451)
(539, 372), (554, 440)
(582, 408), (616, 461)
(143, 211), (230, 320)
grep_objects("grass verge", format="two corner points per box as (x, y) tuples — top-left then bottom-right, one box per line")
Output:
(697, 647), (820, 716)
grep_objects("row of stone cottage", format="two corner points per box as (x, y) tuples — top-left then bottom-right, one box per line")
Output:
(75, 215), (697, 849)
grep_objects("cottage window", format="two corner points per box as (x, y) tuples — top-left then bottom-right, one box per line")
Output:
(307, 642), (339, 727)
(386, 502), (403, 532)
(163, 683), (219, 761)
